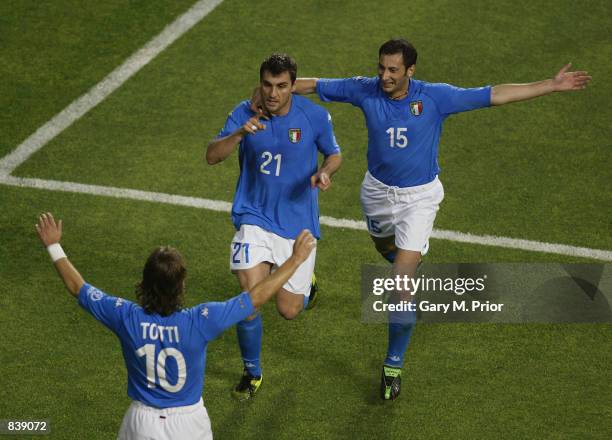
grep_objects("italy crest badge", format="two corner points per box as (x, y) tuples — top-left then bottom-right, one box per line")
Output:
(288, 128), (301, 143)
(410, 100), (423, 116)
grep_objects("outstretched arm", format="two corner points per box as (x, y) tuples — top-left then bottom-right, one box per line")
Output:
(249, 230), (316, 308)
(491, 63), (591, 106)
(293, 78), (319, 95)
(35, 213), (84, 297)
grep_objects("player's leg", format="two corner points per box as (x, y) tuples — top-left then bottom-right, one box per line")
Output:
(360, 171), (396, 263)
(232, 263), (270, 400)
(381, 178), (444, 400)
(276, 288), (305, 319)
(274, 240), (317, 320)
(229, 225), (274, 400)
(380, 248), (420, 400)
(370, 234), (398, 263)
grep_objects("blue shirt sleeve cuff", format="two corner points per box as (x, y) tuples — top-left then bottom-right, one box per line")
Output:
(316, 79), (331, 102)
(77, 282), (91, 307)
(240, 291), (256, 316)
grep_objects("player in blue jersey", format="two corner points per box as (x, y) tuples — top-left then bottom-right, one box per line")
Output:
(280, 39), (592, 400)
(206, 54), (342, 400)
(35, 212), (316, 439)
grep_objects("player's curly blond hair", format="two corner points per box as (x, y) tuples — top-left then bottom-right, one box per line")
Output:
(136, 246), (186, 316)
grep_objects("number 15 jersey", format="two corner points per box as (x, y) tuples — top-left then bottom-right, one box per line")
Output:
(217, 95), (341, 240)
(317, 77), (491, 188)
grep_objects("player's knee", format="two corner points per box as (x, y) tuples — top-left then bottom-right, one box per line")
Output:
(278, 304), (302, 320)
(375, 241), (396, 255)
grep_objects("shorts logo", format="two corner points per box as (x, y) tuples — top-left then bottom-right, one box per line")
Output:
(87, 286), (103, 301)
(115, 298), (124, 308)
(288, 128), (301, 143)
(410, 100), (423, 116)
(201, 307), (209, 318)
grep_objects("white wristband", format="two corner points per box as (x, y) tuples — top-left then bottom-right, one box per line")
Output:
(47, 243), (67, 262)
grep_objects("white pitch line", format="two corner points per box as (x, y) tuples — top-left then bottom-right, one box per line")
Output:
(0, 0), (223, 177)
(1, 0), (610, 262)
(2, 174), (611, 261)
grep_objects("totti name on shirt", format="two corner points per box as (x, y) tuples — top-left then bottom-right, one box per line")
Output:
(140, 322), (180, 343)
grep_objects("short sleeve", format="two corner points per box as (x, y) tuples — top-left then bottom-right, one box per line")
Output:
(315, 110), (341, 156)
(192, 292), (255, 341)
(78, 283), (133, 334)
(425, 83), (492, 116)
(316, 76), (377, 106)
(216, 101), (252, 138)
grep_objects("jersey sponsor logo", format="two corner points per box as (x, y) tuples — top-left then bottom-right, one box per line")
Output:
(288, 128), (301, 143)
(410, 100), (423, 116)
(87, 286), (103, 301)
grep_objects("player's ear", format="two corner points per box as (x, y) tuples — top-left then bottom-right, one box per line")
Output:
(291, 81), (296, 93)
(407, 64), (416, 78)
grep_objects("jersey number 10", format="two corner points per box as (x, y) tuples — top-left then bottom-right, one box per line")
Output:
(385, 127), (408, 148)
(136, 344), (187, 393)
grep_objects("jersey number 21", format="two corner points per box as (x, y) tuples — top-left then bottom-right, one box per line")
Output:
(260, 151), (282, 176)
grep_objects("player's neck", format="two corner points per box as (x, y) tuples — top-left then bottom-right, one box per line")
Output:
(389, 79), (410, 100)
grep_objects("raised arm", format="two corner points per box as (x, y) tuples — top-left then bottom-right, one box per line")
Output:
(35, 213), (84, 297)
(248, 230), (316, 308)
(205, 109), (267, 165)
(491, 63), (591, 106)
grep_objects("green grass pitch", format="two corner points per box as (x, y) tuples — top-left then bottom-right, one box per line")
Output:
(1, 0), (610, 439)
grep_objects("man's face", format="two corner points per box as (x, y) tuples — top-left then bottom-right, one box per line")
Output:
(378, 53), (414, 97)
(260, 70), (295, 115)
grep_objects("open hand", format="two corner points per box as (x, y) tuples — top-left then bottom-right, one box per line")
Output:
(35, 212), (63, 246)
(552, 63), (592, 92)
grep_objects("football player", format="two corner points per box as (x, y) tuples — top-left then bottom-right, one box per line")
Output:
(284, 39), (591, 400)
(206, 53), (342, 400)
(35, 212), (316, 439)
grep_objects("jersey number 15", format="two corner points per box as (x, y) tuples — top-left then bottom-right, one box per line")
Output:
(386, 127), (408, 148)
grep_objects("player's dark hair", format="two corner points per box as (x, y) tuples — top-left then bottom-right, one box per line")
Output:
(136, 246), (186, 316)
(260, 53), (297, 83)
(379, 39), (418, 68)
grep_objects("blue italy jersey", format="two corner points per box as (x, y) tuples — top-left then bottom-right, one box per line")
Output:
(217, 95), (341, 239)
(78, 283), (255, 409)
(317, 77), (491, 187)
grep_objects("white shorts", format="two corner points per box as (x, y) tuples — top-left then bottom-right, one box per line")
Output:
(360, 171), (444, 255)
(229, 224), (317, 296)
(117, 398), (212, 440)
